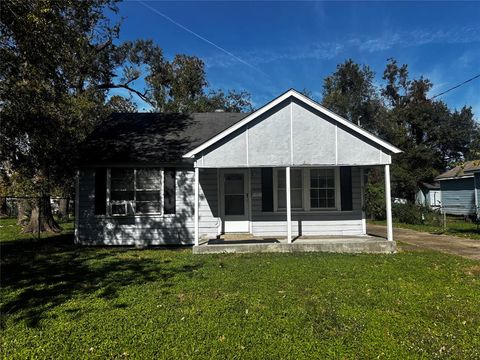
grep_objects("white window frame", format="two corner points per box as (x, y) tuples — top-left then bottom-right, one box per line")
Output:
(308, 168), (341, 211)
(273, 167), (341, 212)
(107, 167), (165, 217)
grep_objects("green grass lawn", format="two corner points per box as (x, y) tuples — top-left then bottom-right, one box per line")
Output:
(370, 218), (480, 240)
(0, 217), (74, 243)
(1, 218), (479, 359)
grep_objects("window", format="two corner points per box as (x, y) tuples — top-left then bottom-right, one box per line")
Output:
(135, 168), (162, 214)
(111, 168), (135, 215)
(276, 169), (304, 210)
(310, 169), (336, 209)
(109, 168), (163, 215)
(273, 168), (338, 212)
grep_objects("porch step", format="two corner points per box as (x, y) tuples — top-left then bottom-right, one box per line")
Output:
(220, 233), (256, 241)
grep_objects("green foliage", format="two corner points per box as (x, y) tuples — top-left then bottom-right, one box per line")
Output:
(322, 58), (479, 202)
(0, 0), (253, 208)
(391, 203), (442, 226)
(364, 168), (385, 220)
(1, 223), (479, 358)
(322, 59), (382, 131)
(106, 95), (138, 113)
(147, 54), (253, 113)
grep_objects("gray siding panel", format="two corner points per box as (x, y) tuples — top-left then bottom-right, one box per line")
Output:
(440, 178), (475, 215)
(291, 100), (336, 165)
(77, 168), (219, 245)
(197, 97), (392, 168)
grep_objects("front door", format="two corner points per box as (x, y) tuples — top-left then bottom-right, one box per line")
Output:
(221, 170), (249, 233)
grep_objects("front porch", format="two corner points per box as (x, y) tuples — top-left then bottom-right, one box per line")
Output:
(185, 90), (401, 253)
(193, 234), (396, 254)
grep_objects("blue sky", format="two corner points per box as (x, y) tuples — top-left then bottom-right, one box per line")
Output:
(114, 1), (480, 118)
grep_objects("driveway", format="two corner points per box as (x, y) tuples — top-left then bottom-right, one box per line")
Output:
(367, 224), (480, 260)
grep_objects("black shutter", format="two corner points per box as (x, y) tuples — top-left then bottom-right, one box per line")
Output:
(261, 168), (274, 212)
(94, 168), (107, 215)
(340, 166), (352, 211)
(163, 168), (176, 214)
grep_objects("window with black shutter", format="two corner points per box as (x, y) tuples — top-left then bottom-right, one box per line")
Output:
(94, 168), (107, 215)
(261, 168), (274, 212)
(163, 168), (176, 214)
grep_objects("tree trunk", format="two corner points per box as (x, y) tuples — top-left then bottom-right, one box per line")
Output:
(23, 195), (62, 233)
(0, 196), (8, 218)
(58, 198), (69, 221)
(17, 199), (30, 225)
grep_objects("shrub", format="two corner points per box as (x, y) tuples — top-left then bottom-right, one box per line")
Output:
(392, 203), (442, 226)
(365, 170), (385, 220)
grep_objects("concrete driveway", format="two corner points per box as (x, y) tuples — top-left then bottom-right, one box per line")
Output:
(368, 224), (480, 260)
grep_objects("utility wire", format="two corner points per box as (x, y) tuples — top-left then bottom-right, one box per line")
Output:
(136, 0), (267, 76)
(430, 74), (480, 99)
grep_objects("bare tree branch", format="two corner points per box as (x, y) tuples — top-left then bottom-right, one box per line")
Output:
(97, 82), (152, 105)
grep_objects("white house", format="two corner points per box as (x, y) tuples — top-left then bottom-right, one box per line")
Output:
(415, 182), (441, 209)
(76, 89), (402, 253)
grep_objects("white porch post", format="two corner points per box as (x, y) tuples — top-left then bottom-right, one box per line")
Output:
(360, 167), (367, 235)
(286, 166), (292, 243)
(194, 166), (200, 246)
(384, 164), (393, 241)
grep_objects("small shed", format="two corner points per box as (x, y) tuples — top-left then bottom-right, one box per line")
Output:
(435, 160), (480, 217)
(415, 182), (441, 209)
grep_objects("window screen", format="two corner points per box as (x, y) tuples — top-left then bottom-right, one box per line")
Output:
(135, 168), (162, 214)
(277, 169), (303, 209)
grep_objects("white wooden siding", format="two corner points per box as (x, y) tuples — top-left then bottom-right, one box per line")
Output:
(77, 168), (220, 245)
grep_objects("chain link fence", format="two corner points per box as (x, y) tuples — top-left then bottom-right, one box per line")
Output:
(1, 196), (74, 240)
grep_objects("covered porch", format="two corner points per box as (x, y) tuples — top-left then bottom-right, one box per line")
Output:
(184, 90), (400, 253)
(190, 164), (395, 254)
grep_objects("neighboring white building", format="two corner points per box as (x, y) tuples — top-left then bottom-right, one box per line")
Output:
(415, 182), (441, 209)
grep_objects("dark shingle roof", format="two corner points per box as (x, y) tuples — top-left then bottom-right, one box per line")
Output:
(79, 112), (248, 165)
(435, 160), (480, 180)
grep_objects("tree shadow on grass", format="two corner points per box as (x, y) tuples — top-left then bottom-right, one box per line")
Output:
(0, 233), (202, 328)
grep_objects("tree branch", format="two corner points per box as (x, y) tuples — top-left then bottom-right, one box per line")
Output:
(97, 82), (152, 106)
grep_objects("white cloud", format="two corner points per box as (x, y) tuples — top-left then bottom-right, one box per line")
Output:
(204, 25), (480, 69)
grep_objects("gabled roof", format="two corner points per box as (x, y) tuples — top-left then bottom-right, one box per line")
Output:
(79, 112), (248, 164)
(420, 182), (440, 190)
(435, 160), (480, 181)
(183, 89), (402, 158)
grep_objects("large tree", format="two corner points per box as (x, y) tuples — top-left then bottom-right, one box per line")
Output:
(322, 59), (383, 131)
(1, 0), (252, 232)
(321, 58), (479, 203)
(0, 0), (164, 232)
(146, 54), (252, 113)
(379, 58), (478, 200)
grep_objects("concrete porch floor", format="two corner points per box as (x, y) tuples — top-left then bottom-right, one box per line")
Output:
(193, 234), (396, 254)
